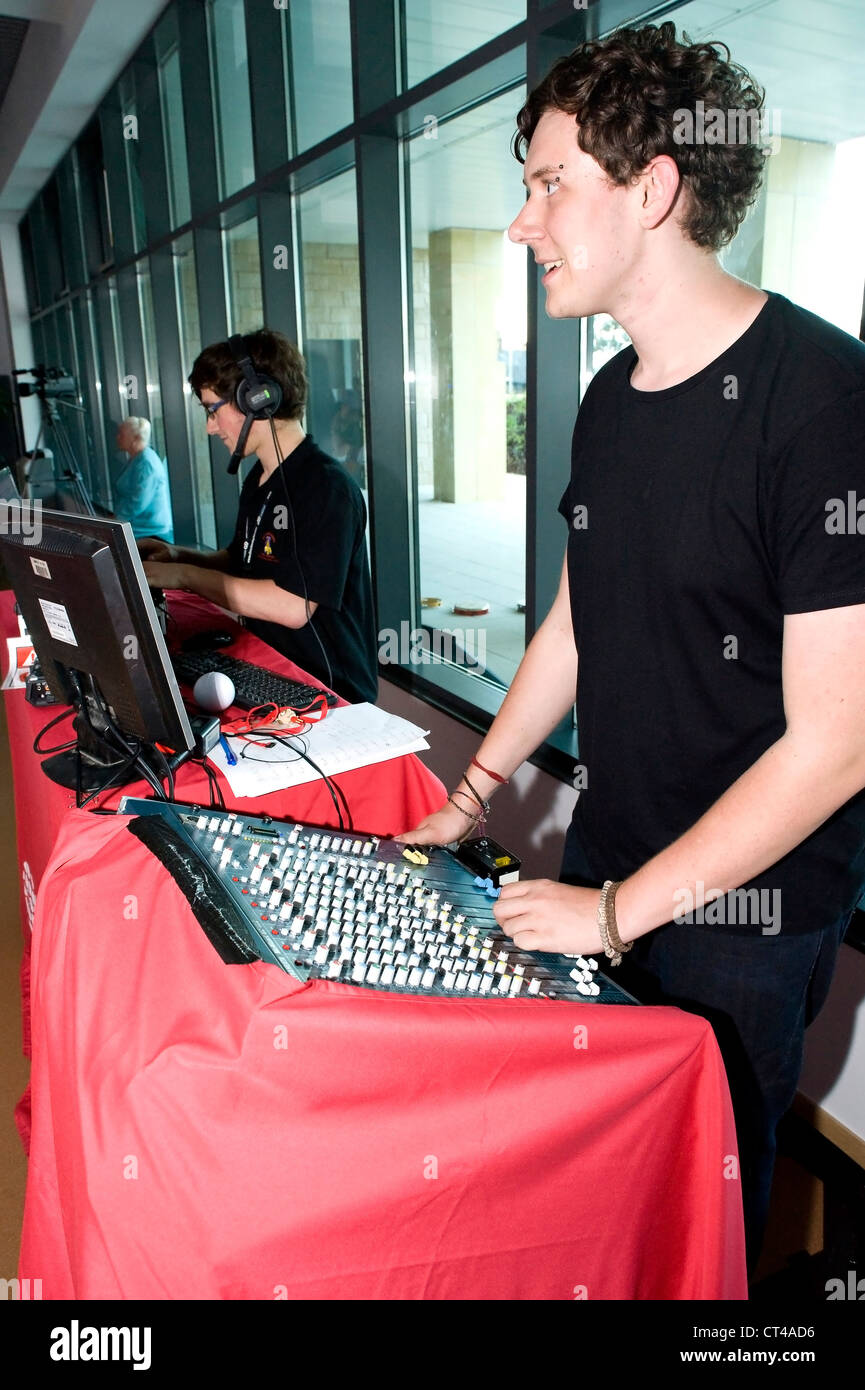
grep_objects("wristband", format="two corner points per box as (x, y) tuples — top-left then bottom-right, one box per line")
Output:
(470, 755), (509, 786)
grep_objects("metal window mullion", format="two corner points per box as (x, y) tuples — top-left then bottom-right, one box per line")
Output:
(244, 0), (289, 178)
(116, 263), (147, 425)
(92, 281), (122, 500)
(258, 190), (299, 343)
(355, 130), (415, 637)
(134, 39), (172, 247)
(177, 0), (221, 224)
(192, 223), (236, 545)
(72, 293), (110, 505)
(100, 96), (136, 266)
(150, 245), (197, 545)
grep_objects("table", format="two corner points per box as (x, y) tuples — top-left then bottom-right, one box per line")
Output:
(19, 808), (747, 1299)
(1, 588), (445, 1147)
(4, 593), (748, 1298)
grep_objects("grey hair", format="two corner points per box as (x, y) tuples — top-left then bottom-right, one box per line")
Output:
(124, 416), (151, 447)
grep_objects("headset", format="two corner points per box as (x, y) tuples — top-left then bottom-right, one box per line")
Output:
(225, 333), (283, 475)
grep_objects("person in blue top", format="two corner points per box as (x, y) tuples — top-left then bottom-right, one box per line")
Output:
(114, 417), (174, 543)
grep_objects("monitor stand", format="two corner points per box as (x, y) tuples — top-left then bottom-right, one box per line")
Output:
(41, 746), (132, 796)
(38, 701), (164, 796)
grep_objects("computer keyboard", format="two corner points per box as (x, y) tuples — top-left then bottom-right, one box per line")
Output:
(172, 650), (338, 711)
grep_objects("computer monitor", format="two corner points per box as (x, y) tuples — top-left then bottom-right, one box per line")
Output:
(0, 465), (21, 501)
(0, 509), (194, 793)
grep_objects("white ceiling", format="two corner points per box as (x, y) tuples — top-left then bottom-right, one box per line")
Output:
(0, 0), (168, 221)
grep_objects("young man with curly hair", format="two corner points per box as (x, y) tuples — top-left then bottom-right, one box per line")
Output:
(140, 329), (378, 705)
(399, 21), (865, 1272)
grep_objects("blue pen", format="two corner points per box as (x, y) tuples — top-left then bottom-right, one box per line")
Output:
(219, 733), (237, 766)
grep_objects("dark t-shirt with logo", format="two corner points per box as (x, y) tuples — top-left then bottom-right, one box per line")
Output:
(226, 434), (378, 705)
(557, 291), (865, 933)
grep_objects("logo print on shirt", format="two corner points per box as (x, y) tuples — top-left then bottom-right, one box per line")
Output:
(258, 532), (277, 561)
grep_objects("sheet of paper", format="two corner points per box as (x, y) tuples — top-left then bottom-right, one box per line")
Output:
(2, 636), (37, 691)
(210, 702), (431, 798)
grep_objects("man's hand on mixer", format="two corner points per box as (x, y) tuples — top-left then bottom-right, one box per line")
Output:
(393, 801), (477, 847)
(494, 880), (606, 955)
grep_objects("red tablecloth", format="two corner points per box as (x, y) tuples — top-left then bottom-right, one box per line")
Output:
(1, 588), (445, 1147)
(18, 810), (747, 1300)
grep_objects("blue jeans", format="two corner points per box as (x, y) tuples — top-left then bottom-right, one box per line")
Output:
(560, 822), (852, 1273)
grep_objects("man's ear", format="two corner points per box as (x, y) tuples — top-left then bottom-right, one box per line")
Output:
(637, 154), (682, 231)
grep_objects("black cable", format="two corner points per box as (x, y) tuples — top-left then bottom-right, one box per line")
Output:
(238, 725), (352, 830)
(70, 673), (167, 803)
(201, 756), (225, 809)
(268, 418), (335, 694)
(283, 734), (351, 831)
(151, 743), (175, 801)
(33, 706), (76, 755)
(78, 748), (140, 810)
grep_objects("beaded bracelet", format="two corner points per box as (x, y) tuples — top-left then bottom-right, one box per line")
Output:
(597, 879), (631, 967)
(461, 773), (491, 816)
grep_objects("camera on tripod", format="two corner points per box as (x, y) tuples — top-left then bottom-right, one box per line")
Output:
(12, 363), (95, 516)
(16, 365), (77, 400)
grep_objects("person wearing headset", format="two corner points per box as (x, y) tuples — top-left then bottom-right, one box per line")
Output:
(139, 328), (378, 705)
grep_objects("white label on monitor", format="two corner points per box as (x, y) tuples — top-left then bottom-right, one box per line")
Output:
(38, 598), (77, 647)
(30, 558), (51, 579)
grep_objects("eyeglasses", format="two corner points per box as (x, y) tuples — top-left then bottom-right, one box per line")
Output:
(201, 399), (230, 419)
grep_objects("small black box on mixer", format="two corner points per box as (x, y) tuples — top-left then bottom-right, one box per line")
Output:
(455, 836), (521, 886)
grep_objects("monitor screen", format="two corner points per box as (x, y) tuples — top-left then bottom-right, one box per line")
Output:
(0, 465), (21, 502)
(0, 510), (194, 778)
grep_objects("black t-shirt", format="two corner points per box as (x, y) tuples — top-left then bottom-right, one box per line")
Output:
(226, 434), (378, 705)
(558, 291), (865, 933)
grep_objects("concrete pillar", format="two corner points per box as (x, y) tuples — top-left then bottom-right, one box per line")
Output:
(429, 227), (506, 503)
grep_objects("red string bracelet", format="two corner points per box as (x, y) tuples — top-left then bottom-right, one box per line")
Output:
(470, 755), (509, 785)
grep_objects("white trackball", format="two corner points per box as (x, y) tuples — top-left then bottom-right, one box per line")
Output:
(193, 671), (236, 712)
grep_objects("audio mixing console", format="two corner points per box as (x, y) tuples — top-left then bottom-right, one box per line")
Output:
(120, 798), (636, 1005)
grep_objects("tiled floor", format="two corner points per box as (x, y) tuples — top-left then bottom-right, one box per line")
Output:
(417, 473), (526, 685)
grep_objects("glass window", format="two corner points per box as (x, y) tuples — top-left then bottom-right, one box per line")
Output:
(137, 261), (165, 458)
(67, 299), (107, 505)
(656, 1), (865, 338)
(285, 0), (353, 153)
(208, 0), (255, 197)
(173, 233), (217, 548)
(224, 215), (263, 333)
(296, 169), (366, 488)
(119, 73), (147, 253)
(157, 12), (191, 229)
(76, 119), (112, 275)
(407, 89), (527, 687)
(402, 0), (524, 90)
(79, 292), (111, 503)
(108, 276), (129, 420)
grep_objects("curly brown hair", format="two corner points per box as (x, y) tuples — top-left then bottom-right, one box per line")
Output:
(188, 328), (307, 420)
(514, 21), (769, 251)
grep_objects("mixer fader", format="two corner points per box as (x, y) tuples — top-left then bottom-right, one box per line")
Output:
(120, 798), (636, 1005)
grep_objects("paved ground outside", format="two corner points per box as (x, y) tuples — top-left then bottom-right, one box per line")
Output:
(417, 472), (526, 686)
